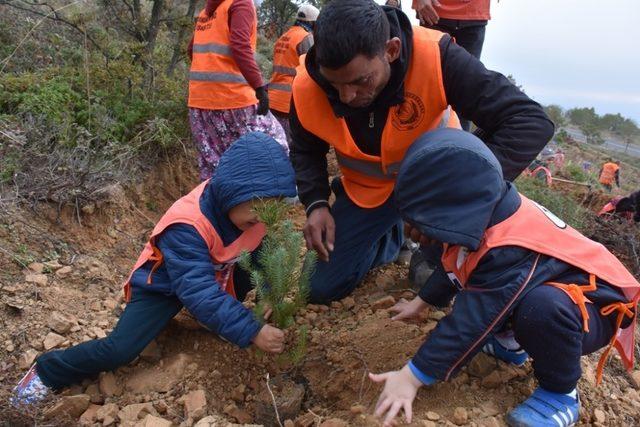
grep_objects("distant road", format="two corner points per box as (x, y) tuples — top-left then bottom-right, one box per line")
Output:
(564, 127), (640, 158)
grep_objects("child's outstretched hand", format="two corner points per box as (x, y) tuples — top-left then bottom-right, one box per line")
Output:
(369, 365), (422, 426)
(252, 324), (285, 353)
(389, 296), (429, 321)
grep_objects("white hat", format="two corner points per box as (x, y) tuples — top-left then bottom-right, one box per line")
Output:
(297, 4), (320, 22)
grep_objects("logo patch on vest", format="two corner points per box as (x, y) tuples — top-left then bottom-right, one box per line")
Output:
(392, 92), (425, 131)
(531, 200), (567, 229)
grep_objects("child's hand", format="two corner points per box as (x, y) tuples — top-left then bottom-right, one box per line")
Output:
(252, 325), (285, 353)
(389, 296), (429, 321)
(369, 365), (422, 426)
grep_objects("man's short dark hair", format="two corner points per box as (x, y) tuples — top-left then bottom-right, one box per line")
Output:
(314, 0), (390, 69)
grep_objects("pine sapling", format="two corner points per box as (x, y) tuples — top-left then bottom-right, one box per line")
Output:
(238, 199), (317, 363)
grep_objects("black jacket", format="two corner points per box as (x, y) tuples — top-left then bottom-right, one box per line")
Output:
(289, 6), (554, 212)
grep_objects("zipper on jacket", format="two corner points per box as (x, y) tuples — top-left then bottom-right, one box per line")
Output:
(369, 112), (374, 129)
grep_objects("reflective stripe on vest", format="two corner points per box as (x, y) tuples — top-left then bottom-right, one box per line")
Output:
(192, 43), (233, 55)
(292, 27), (461, 208)
(269, 25), (311, 114)
(272, 65), (297, 76)
(440, 193), (640, 380)
(190, 71), (248, 84)
(269, 82), (292, 92)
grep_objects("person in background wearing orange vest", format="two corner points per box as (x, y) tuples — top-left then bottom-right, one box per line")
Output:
(598, 159), (621, 192)
(413, 0), (490, 131)
(187, 0), (288, 181)
(12, 133), (297, 404)
(268, 4), (319, 143)
(290, 0), (554, 304)
(369, 129), (639, 427)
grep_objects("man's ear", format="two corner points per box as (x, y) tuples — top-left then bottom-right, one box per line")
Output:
(385, 37), (402, 63)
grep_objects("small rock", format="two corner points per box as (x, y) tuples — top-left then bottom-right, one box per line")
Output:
(350, 404), (365, 414)
(85, 383), (103, 404)
(231, 384), (246, 402)
(319, 418), (348, 427)
(89, 301), (102, 311)
(478, 416), (501, 427)
(99, 372), (122, 397)
(25, 273), (48, 286)
(467, 353), (496, 378)
(330, 301), (343, 310)
(43, 332), (66, 350)
(44, 394), (91, 420)
(92, 327), (107, 339)
(138, 414), (173, 427)
(426, 411), (441, 421)
(341, 297), (356, 310)
(79, 403), (101, 426)
(81, 203), (96, 215)
(44, 259), (62, 269)
(630, 370), (640, 389)
(481, 370), (502, 389)
(593, 409), (606, 424)
(96, 402), (119, 425)
(375, 275), (394, 289)
(182, 389), (207, 420)
(371, 295), (396, 310)
(55, 266), (73, 278)
(18, 349), (38, 369)
(119, 403), (158, 422)
(153, 400), (169, 414)
(452, 407), (468, 425)
(284, 420), (295, 427)
(140, 340), (162, 362)
(49, 311), (76, 334)
(104, 298), (118, 311)
(429, 310), (446, 320)
(227, 405), (252, 424)
(421, 421), (437, 427)
(28, 262), (45, 273)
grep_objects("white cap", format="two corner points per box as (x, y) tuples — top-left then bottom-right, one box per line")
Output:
(297, 4), (320, 22)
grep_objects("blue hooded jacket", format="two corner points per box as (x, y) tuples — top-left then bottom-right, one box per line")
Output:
(129, 132), (296, 348)
(394, 129), (627, 383)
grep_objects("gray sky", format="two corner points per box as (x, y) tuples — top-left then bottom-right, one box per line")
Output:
(394, 0), (640, 123)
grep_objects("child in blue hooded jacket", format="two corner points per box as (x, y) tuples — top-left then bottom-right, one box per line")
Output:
(369, 129), (639, 427)
(13, 132), (297, 404)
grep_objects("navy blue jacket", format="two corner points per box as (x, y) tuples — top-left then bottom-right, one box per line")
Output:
(394, 129), (627, 382)
(129, 133), (296, 348)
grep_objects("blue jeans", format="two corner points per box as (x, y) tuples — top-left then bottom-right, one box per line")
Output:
(309, 178), (404, 303)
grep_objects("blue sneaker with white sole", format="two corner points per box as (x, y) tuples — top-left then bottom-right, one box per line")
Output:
(507, 387), (580, 427)
(482, 335), (529, 366)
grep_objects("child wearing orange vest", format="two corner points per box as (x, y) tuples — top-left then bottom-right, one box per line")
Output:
(369, 129), (639, 427)
(598, 160), (621, 193)
(13, 133), (297, 405)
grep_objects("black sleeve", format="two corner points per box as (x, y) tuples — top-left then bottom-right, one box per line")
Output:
(289, 99), (332, 212)
(439, 36), (555, 181)
(615, 169), (620, 187)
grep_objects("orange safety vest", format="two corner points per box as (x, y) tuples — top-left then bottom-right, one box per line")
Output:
(293, 26), (461, 209)
(441, 194), (640, 383)
(188, 0), (258, 110)
(123, 180), (266, 302)
(599, 162), (620, 185)
(269, 25), (312, 114)
(435, 0), (490, 21)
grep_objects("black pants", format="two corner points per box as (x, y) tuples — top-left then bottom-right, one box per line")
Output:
(423, 18), (487, 131)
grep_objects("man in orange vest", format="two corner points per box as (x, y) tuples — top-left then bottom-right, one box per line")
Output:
(268, 4), (319, 142)
(290, 0), (554, 304)
(412, 0), (490, 131)
(13, 133), (297, 404)
(187, 0), (288, 180)
(598, 159), (621, 192)
(370, 129), (639, 427)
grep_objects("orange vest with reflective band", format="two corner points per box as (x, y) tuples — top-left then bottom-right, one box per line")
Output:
(293, 27), (461, 209)
(188, 1), (258, 110)
(441, 194), (640, 383)
(435, 0), (490, 20)
(123, 180), (266, 302)
(599, 162), (620, 185)
(269, 25), (311, 114)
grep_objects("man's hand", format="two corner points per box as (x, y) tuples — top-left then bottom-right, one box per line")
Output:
(369, 364), (423, 427)
(303, 207), (335, 262)
(404, 223), (435, 246)
(389, 296), (430, 321)
(252, 324), (285, 353)
(412, 0), (441, 26)
(255, 85), (270, 115)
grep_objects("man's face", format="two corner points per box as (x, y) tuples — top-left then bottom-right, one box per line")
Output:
(319, 38), (401, 108)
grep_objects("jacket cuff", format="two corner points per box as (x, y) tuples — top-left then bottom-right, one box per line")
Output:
(408, 361), (438, 385)
(235, 318), (263, 349)
(418, 267), (457, 308)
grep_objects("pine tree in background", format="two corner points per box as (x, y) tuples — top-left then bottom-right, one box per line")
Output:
(239, 199), (317, 363)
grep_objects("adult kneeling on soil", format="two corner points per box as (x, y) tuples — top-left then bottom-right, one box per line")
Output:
(290, 0), (554, 304)
(13, 132), (296, 404)
(369, 129), (640, 427)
